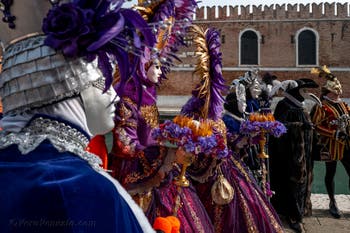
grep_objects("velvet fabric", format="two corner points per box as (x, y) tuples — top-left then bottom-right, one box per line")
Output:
(0, 140), (144, 233)
(245, 99), (260, 113)
(123, 79), (157, 106)
(269, 97), (314, 219)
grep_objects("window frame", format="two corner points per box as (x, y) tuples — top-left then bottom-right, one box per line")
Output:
(295, 27), (319, 67)
(239, 28), (261, 66)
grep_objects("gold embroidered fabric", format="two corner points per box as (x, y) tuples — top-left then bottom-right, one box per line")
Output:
(140, 104), (159, 128)
(124, 147), (166, 185)
(211, 119), (227, 144)
(117, 97), (135, 126)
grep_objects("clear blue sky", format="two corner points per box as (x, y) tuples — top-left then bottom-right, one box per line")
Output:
(124, 0), (348, 7)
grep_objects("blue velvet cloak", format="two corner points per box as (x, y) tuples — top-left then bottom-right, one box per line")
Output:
(0, 140), (145, 233)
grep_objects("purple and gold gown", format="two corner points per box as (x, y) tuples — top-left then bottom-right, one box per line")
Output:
(108, 80), (214, 233)
(188, 118), (284, 233)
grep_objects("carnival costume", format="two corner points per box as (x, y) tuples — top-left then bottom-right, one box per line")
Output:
(310, 66), (350, 219)
(268, 78), (321, 232)
(177, 25), (284, 233)
(108, 1), (216, 232)
(229, 70), (274, 191)
(0, 1), (157, 232)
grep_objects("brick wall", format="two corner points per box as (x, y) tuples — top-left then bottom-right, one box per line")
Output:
(158, 2), (350, 98)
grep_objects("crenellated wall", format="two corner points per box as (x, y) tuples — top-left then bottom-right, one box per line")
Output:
(158, 2), (350, 98)
(195, 3), (349, 21)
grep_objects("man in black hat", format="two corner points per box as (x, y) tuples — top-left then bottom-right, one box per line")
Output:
(269, 78), (321, 233)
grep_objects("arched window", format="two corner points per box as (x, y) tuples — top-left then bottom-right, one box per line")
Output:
(240, 30), (259, 65)
(296, 28), (318, 66)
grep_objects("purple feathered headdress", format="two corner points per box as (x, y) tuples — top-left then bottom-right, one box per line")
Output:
(181, 25), (228, 120)
(135, 0), (198, 81)
(42, 0), (156, 92)
(115, 0), (197, 105)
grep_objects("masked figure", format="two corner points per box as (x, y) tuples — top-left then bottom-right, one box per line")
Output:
(108, 2), (215, 232)
(229, 71), (266, 185)
(310, 66), (350, 219)
(269, 78), (321, 233)
(178, 26), (284, 233)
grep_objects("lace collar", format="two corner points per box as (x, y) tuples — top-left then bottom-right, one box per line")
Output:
(0, 116), (102, 170)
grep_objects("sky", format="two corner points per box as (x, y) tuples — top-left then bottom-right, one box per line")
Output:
(124, 0), (349, 7)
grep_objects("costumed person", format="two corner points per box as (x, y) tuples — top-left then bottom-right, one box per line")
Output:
(310, 66), (350, 219)
(177, 25), (284, 233)
(268, 78), (321, 233)
(109, 1), (215, 232)
(0, 1), (157, 232)
(110, 50), (215, 233)
(259, 72), (279, 111)
(230, 70), (269, 189)
(87, 0), (199, 168)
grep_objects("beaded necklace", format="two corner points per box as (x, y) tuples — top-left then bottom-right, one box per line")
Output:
(0, 0), (60, 28)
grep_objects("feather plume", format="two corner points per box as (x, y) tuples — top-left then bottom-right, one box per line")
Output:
(118, 0), (197, 105)
(181, 25), (228, 120)
(135, 0), (198, 81)
(310, 65), (336, 81)
(43, 0), (156, 92)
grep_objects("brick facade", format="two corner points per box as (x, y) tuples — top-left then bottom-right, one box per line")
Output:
(158, 2), (350, 98)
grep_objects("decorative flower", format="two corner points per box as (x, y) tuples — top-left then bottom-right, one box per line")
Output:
(42, 3), (95, 57)
(152, 116), (229, 159)
(240, 113), (287, 138)
(42, 0), (156, 92)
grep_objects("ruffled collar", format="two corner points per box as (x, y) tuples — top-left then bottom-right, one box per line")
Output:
(0, 116), (102, 170)
(283, 92), (304, 108)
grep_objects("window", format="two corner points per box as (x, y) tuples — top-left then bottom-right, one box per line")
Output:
(296, 28), (318, 66)
(240, 30), (259, 65)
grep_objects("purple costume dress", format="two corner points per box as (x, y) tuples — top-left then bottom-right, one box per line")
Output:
(188, 117), (284, 233)
(108, 80), (214, 233)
